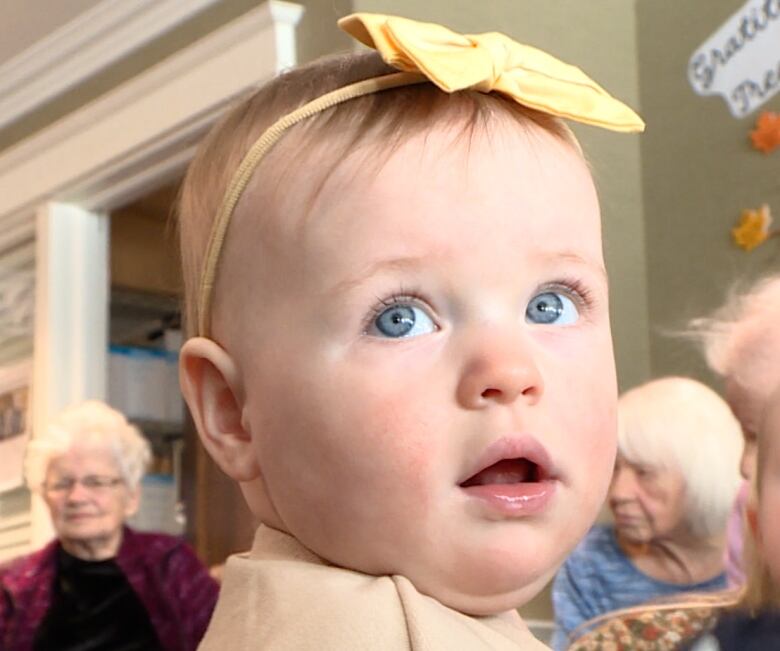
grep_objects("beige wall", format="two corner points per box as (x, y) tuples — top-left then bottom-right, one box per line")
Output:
(637, 2), (780, 383)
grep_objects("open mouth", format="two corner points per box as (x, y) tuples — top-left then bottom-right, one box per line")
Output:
(458, 437), (557, 515)
(459, 457), (542, 487)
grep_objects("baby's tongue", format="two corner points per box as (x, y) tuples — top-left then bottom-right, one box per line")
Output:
(465, 458), (534, 486)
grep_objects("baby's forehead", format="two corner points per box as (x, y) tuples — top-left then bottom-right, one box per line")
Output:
(239, 113), (588, 241)
(212, 112), (601, 345)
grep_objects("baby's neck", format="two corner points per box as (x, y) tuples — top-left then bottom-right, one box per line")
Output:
(620, 534), (725, 586)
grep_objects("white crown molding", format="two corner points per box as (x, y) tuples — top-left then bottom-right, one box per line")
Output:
(0, 0), (304, 221)
(0, 0), (224, 132)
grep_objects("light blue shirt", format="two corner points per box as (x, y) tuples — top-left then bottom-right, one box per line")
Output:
(551, 524), (727, 650)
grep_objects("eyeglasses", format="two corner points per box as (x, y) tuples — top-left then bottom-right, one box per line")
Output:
(43, 475), (124, 495)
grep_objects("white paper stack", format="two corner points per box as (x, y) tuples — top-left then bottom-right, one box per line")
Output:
(108, 345), (182, 424)
(128, 474), (184, 536)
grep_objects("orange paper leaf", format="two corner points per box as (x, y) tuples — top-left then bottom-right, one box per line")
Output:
(732, 204), (773, 251)
(750, 112), (780, 154)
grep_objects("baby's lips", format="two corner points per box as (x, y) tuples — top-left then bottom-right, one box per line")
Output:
(458, 434), (557, 486)
(461, 458), (537, 487)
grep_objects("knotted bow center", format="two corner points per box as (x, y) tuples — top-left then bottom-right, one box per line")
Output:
(469, 34), (511, 93)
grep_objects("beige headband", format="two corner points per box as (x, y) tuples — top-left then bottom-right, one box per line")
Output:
(195, 12), (644, 337)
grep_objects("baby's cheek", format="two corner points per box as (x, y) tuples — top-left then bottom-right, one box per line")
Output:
(559, 378), (616, 502)
(353, 394), (441, 505)
(560, 380), (616, 448)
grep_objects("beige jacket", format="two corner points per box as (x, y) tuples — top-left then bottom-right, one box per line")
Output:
(199, 525), (549, 650)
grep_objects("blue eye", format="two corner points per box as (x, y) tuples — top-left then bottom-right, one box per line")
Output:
(370, 303), (436, 338)
(525, 291), (579, 326)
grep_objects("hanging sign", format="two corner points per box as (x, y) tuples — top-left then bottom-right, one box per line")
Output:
(688, 0), (780, 118)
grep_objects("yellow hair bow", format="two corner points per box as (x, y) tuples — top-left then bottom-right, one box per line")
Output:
(339, 13), (644, 133)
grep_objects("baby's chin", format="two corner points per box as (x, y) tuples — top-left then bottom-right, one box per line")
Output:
(406, 564), (556, 617)
(312, 535), (558, 616)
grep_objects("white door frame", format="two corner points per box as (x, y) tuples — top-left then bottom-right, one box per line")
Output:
(0, 0), (303, 546)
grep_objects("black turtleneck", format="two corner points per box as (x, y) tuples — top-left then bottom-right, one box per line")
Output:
(33, 546), (163, 651)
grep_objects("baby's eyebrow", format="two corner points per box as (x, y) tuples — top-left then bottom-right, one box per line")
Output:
(329, 255), (429, 295)
(329, 250), (607, 295)
(538, 250), (608, 283)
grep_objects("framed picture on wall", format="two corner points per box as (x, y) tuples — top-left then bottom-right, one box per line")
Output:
(0, 360), (32, 492)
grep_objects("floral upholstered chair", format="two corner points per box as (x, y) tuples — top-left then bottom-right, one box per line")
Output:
(566, 594), (738, 651)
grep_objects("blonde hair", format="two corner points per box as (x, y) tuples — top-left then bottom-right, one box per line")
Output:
(617, 376), (743, 538)
(177, 51), (582, 336)
(741, 397), (780, 612)
(689, 274), (780, 393)
(25, 400), (151, 491)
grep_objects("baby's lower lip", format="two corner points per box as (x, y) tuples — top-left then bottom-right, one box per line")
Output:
(461, 480), (556, 517)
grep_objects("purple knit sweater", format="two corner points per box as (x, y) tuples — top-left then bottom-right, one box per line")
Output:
(0, 527), (218, 651)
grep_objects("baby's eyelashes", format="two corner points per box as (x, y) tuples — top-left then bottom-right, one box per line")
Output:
(361, 286), (594, 340)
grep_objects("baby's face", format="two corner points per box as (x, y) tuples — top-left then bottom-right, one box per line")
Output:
(758, 397), (780, 585)
(226, 118), (617, 614)
(726, 378), (762, 480)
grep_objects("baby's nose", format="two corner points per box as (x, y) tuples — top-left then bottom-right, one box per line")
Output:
(455, 331), (544, 409)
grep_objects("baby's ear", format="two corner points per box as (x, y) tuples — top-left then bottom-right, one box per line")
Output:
(179, 337), (260, 482)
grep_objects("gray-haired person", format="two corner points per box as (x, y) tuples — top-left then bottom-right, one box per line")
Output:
(0, 400), (218, 651)
(552, 377), (742, 649)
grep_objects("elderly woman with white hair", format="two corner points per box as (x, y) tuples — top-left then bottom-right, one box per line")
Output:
(0, 400), (218, 651)
(551, 377), (743, 650)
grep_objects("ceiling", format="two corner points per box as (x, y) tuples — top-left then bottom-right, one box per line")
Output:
(0, 0), (102, 67)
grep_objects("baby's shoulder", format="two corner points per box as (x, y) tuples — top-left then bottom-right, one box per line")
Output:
(202, 554), (411, 650)
(267, 557), (407, 616)
(206, 555), (541, 650)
